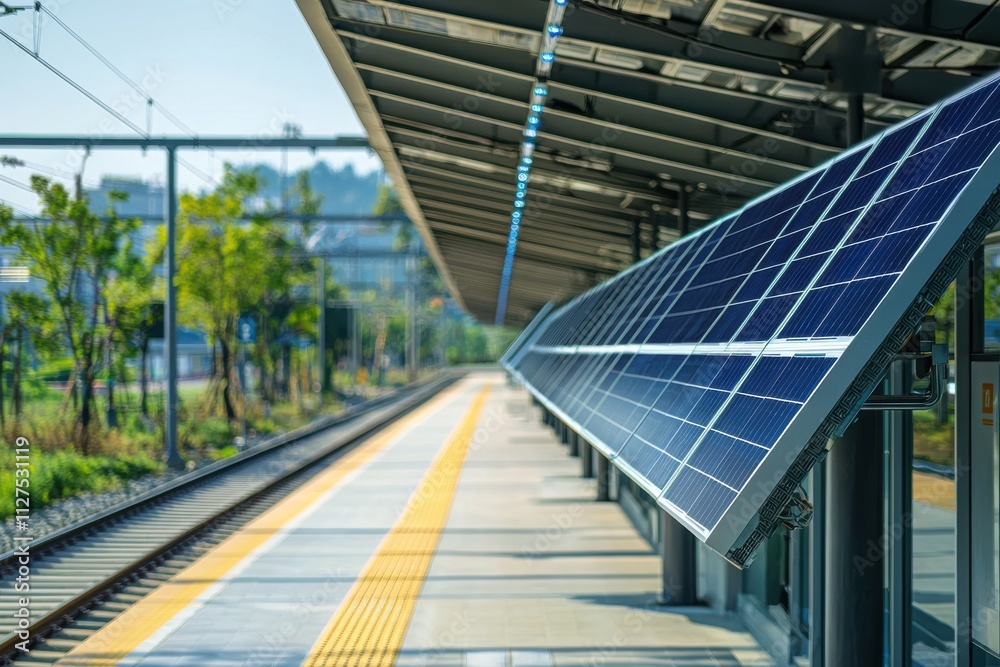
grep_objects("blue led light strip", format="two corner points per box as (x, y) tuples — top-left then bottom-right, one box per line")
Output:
(495, 0), (568, 326)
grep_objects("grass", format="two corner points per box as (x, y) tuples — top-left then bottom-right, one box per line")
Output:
(913, 407), (955, 467)
(0, 447), (163, 520)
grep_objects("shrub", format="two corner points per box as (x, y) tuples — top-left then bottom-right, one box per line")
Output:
(180, 417), (234, 451)
(0, 448), (163, 520)
(210, 445), (239, 461)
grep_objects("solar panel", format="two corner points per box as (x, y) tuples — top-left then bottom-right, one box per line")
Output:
(504, 72), (1000, 567)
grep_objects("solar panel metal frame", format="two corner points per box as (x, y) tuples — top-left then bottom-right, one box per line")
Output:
(504, 76), (1000, 567)
(499, 301), (555, 368)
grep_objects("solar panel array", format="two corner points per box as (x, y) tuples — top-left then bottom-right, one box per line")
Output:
(503, 73), (1000, 567)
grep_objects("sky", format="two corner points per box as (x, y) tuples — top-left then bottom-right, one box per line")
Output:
(0, 0), (381, 213)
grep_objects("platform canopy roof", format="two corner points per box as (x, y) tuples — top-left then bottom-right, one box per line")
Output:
(297, 0), (1000, 325)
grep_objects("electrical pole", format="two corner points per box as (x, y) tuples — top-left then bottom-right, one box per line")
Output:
(239, 339), (247, 449)
(317, 255), (326, 404)
(280, 123), (302, 211)
(164, 147), (183, 470)
(406, 252), (417, 382)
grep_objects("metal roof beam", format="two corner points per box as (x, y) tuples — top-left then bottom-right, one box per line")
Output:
(739, 0), (1000, 50)
(412, 191), (635, 246)
(405, 177), (641, 233)
(369, 89), (778, 192)
(339, 28), (855, 149)
(422, 217), (630, 269)
(403, 168), (651, 219)
(389, 130), (755, 213)
(296, 0), (469, 313)
(358, 61), (813, 177)
(363, 0), (811, 78)
(415, 197), (634, 248)
(388, 121), (747, 213)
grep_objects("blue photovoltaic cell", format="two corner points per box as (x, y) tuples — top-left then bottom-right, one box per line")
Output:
(502, 73), (1000, 564)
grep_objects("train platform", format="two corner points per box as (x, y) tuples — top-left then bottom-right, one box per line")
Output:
(53, 371), (774, 667)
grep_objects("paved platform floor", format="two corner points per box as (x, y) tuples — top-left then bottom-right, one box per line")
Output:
(55, 372), (774, 666)
(396, 376), (773, 667)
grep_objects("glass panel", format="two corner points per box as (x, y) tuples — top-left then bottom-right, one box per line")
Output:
(911, 285), (957, 664)
(972, 244), (1000, 659)
(986, 245), (1000, 354)
(971, 360), (1000, 656)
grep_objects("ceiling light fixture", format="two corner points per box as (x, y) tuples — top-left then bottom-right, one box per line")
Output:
(495, 0), (568, 325)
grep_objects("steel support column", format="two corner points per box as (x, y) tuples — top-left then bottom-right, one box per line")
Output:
(888, 360), (913, 666)
(318, 257), (327, 398)
(595, 451), (610, 501)
(581, 440), (594, 478)
(809, 460), (826, 667)
(164, 147), (183, 471)
(846, 92), (865, 149)
(956, 251), (984, 667)
(824, 409), (884, 667)
(678, 187), (690, 237)
(659, 510), (697, 605)
(406, 253), (418, 382)
(824, 88), (883, 667)
(631, 218), (641, 263)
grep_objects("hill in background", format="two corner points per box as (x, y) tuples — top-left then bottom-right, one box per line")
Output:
(250, 162), (381, 214)
(87, 161), (382, 217)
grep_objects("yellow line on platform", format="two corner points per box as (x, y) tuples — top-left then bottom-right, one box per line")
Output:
(303, 385), (491, 667)
(54, 383), (465, 667)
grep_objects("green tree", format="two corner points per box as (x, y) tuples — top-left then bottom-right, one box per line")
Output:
(158, 165), (308, 422)
(106, 243), (157, 418)
(291, 171), (323, 231)
(0, 179), (140, 449)
(259, 170), (324, 400)
(5, 291), (53, 423)
(374, 184), (413, 252)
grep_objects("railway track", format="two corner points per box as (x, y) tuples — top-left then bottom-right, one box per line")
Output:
(0, 373), (458, 664)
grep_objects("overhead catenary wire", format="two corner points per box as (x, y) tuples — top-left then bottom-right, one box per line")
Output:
(38, 4), (199, 140)
(0, 27), (149, 137)
(176, 156), (218, 187)
(39, 6), (147, 101)
(1, 3), (219, 188)
(13, 158), (100, 187)
(34, 3), (216, 184)
(0, 197), (35, 217)
(31, 1), (38, 54)
(0, 172), (37, 193)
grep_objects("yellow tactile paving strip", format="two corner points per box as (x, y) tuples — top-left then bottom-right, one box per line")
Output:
(303, 385), (490, 667)
(54, 383), (465, 667)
